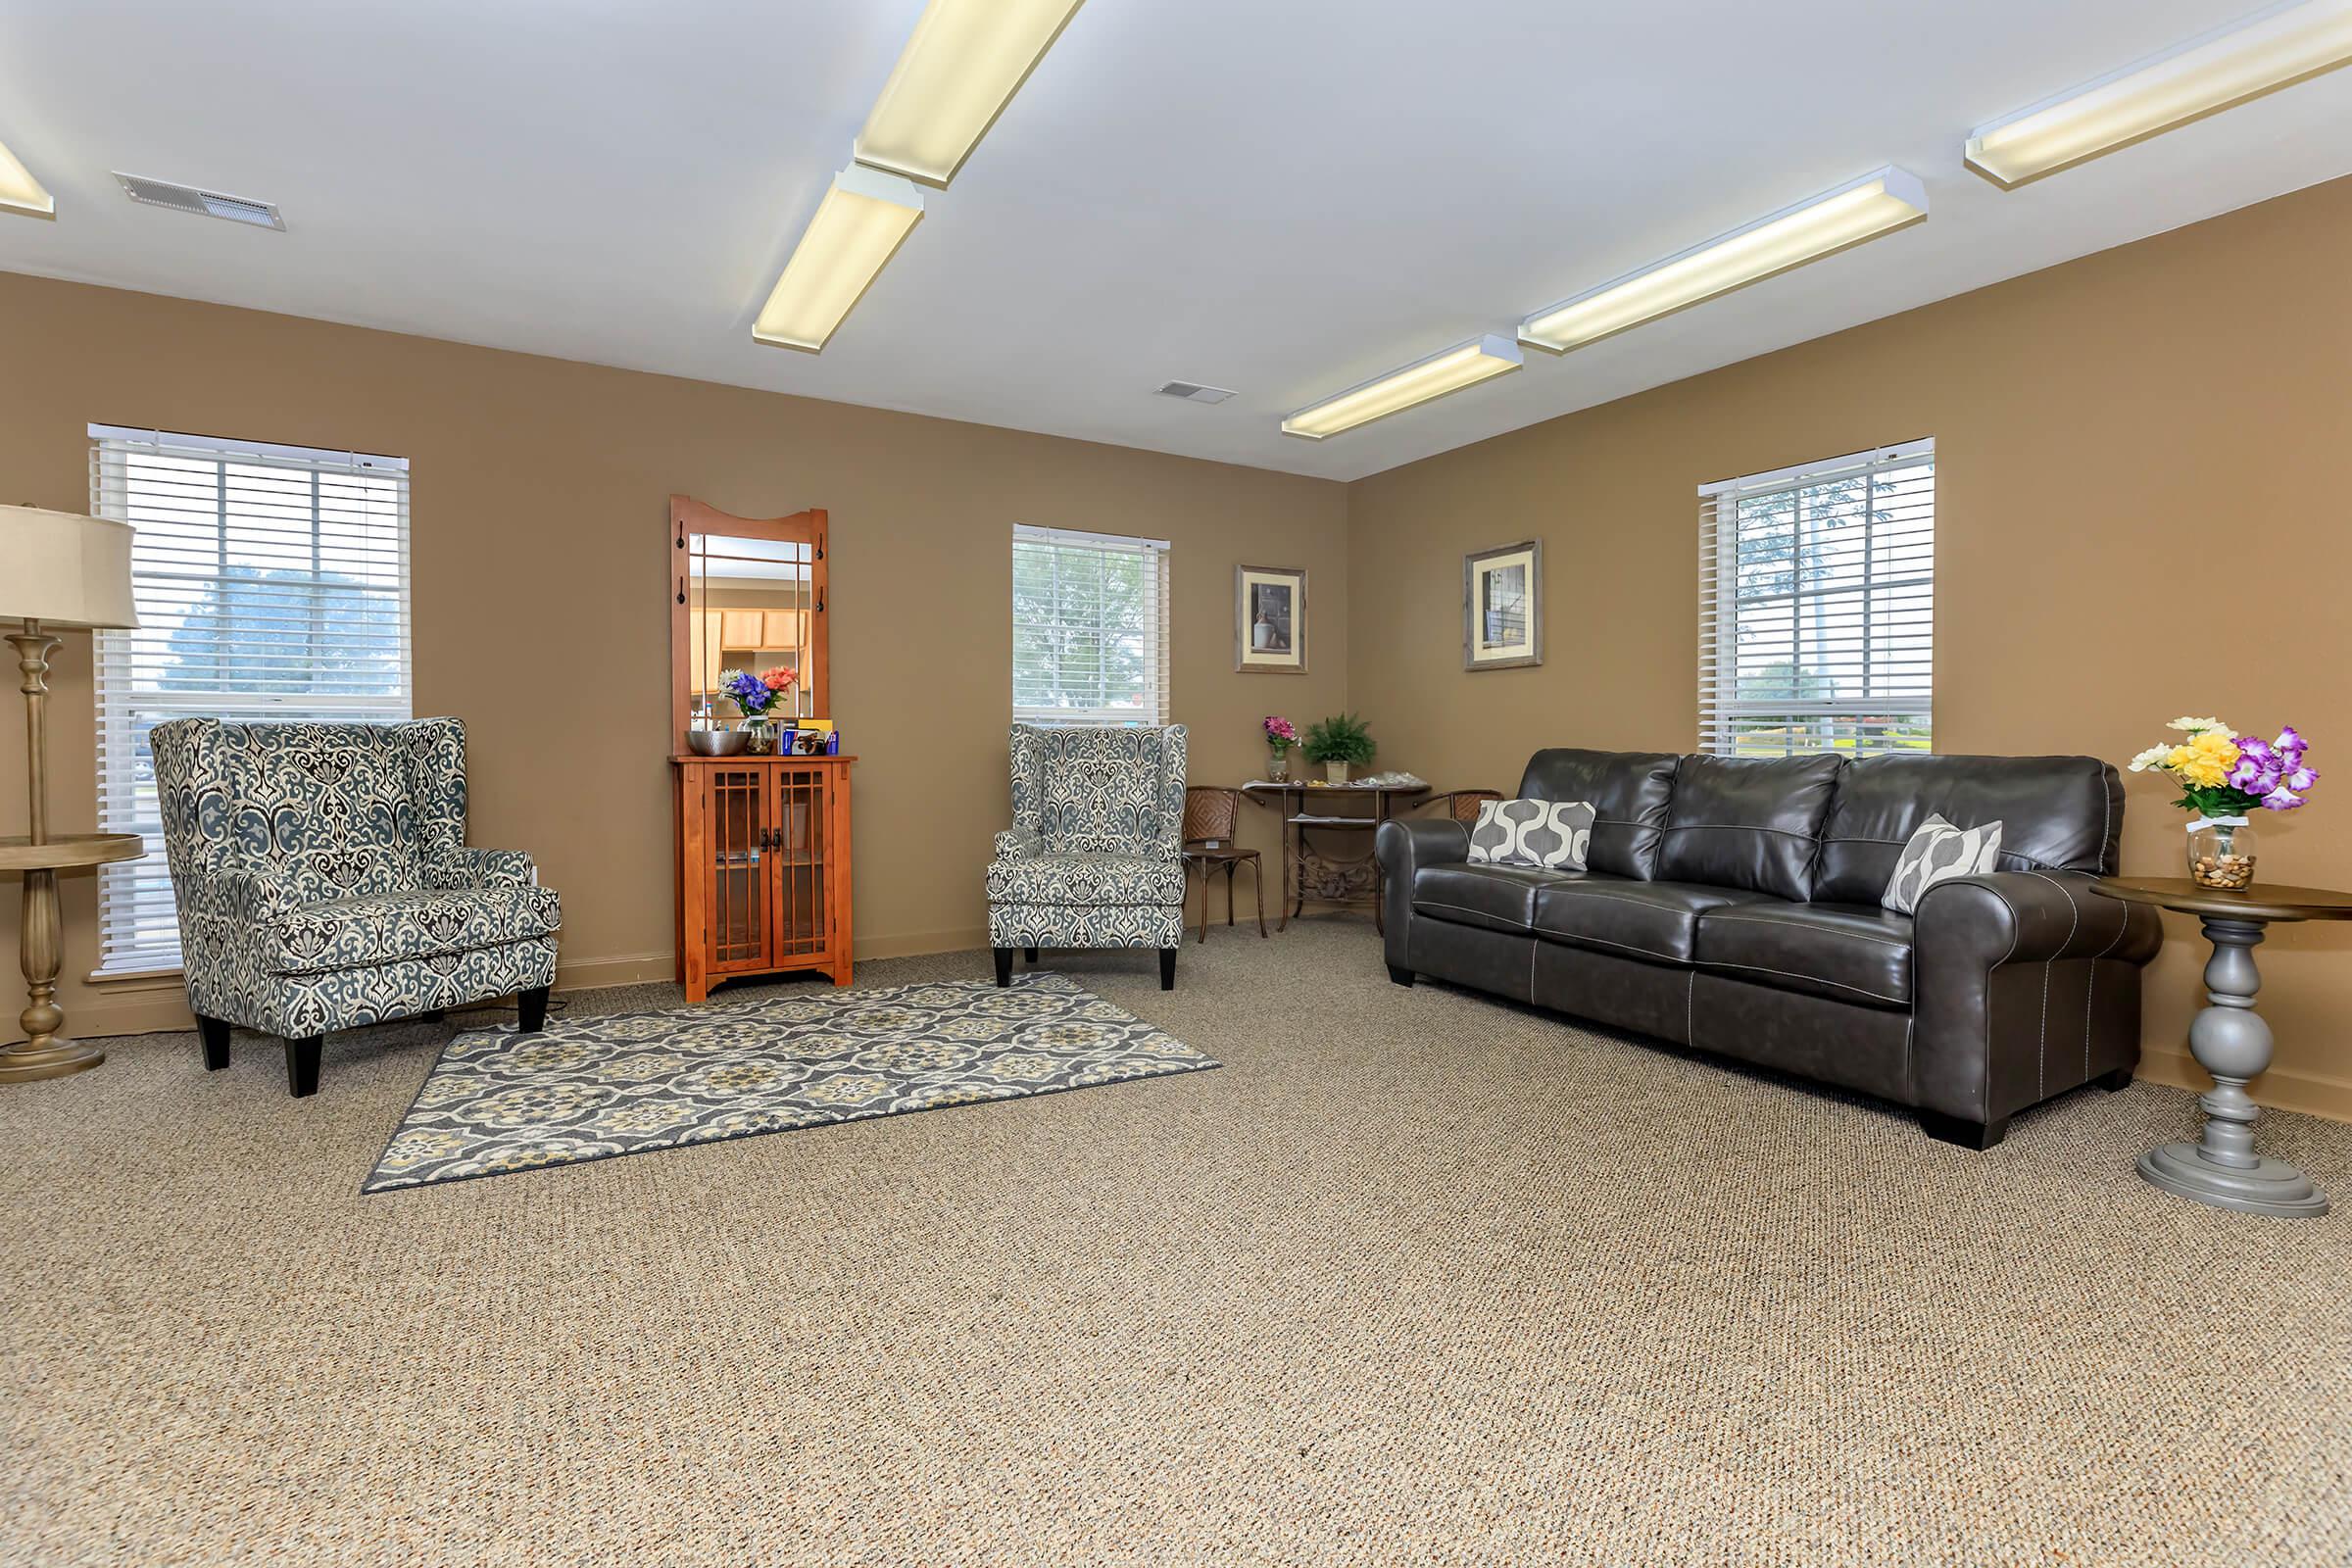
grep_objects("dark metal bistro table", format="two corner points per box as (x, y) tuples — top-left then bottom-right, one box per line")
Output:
(2091, 876), (2352, 1218)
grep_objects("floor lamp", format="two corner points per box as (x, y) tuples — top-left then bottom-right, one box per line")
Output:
(0, 505), (143, 1082)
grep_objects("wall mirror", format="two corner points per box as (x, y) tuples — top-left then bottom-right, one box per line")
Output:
(669, 495), (829, 744)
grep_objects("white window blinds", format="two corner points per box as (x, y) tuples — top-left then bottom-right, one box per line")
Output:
(88, 425), (413, 978)
(1697, 439), (1933, 760)
(1011, 524), (1170, 725)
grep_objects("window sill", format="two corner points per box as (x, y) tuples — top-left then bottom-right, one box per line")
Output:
(86, 965), (185, 987)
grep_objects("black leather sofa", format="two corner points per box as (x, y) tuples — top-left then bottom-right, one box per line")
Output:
(1375, 750), (2163, 1148)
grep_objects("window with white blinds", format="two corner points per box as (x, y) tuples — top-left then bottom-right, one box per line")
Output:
(89, 425), (413, 978)
(1011, 524), (1170, 725)
(1697, 439), (1933, 760)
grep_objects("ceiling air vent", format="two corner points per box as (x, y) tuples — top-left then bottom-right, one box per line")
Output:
(114, 172), (285, 230)
(1155, 380), (1236, 405)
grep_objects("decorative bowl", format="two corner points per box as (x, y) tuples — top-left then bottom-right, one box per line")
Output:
(686, 727), (750, 757)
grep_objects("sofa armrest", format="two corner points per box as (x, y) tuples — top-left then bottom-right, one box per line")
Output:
(425, 847), (539, 889)
(1375, 818), (1471, 970)
(1912, 869), (2163, 1124)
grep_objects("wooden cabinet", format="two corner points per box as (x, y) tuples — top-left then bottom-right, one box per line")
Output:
(672, 756), (854, 1001)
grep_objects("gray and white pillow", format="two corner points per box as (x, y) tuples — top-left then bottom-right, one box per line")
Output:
(1882, 813), (2003, 915)
(1467, 798), (1595, 871)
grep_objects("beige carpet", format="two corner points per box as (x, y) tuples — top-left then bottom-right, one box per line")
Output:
(4, 920), (2347, 1567)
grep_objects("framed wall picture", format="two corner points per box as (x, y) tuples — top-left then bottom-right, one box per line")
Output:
(1463, 540), (1542, 670)
(1236, 564), (1307, 673)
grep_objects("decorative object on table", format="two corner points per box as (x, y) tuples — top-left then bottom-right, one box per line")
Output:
(364, 972), (1220, 1193)
(0, 505), (144, 1082)
(150, 717), (559, 1098)
(2091, 876), (2352, 1218)
(721, 665), (798, 755)
(2128, 715), (2316, 891)
(1348, 770), (1427, 790)
(1880, 812), (2004, 915)
(989, 723), (1187, 990)
(1181, 785), (1266, 942)
(1465, 797), (1594, 871)
(1463, 539), (1543, 670)
(1302, 712), (1374, 786)
(1262, 714), (1298, 782)
(1235, 564), (1307, 673)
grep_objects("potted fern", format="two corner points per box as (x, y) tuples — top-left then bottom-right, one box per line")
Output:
(1303, 712), (1375, 786)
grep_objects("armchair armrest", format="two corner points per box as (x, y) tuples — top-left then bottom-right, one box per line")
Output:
(1912, 869), (2163, 1126)
(993, 826), (1043, 861)
(425, 847), (539, 888)
(1375, 818), (1472, 970)
(210, 867), (296, 925)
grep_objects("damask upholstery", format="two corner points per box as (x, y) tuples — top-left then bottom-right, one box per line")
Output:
(151, 716), (559, 1095)
(989, 723), (1187, 981)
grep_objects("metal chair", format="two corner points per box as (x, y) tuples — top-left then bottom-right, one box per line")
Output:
(1180, 786), (1266, 943)
(1420, 789), (1503, 826)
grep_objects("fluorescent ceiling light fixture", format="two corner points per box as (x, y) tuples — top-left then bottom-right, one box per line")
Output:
(1519, 168), (1929, 355)
(855, 0), (1088, 186)
(0, 134), (54, 219)
(1281, 335), (1523, 441)
(1965, 0), (2352, 187)
(752, 165), (925, 354)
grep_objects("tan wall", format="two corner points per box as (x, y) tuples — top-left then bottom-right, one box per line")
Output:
(0, 270), (1348, 1039)
(1347, 173), (2352, 1120)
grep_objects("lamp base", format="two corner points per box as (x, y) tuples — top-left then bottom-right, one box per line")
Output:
(0, 1036), (106, 1082)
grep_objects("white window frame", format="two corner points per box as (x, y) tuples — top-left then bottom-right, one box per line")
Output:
(1010, 523), (1171, 725)
(88, 424), (413, 979)
(1697, 438), (1934, 760)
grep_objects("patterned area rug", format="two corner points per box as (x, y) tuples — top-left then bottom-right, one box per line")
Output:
(365, 973), (1217, 1193)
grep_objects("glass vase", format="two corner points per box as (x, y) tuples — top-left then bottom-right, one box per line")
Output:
(742, 718), (777, 756)
(1266, 749), (1289, 783)
(2187, 816), (2256, 891)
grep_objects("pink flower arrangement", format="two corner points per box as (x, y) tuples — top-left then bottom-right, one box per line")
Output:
(1263, 715), (1298, 755)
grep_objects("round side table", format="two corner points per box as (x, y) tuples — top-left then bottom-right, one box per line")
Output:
(2090, 876), (2352, 1219)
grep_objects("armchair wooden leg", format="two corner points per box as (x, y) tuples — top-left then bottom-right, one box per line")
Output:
(1023, 947), (1039, 963)
(284, 1036), (321, 1099)
(517, 986), (550, 1033)
(993, 948), (1014, 988)
(196, 1015), (230, 1071)
(1159, 947), (1176, 991)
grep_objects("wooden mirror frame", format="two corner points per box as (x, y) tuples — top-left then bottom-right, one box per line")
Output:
(669, 495), (830, 746)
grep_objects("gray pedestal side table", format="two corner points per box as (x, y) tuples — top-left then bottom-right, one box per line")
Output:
(2090, 876), (2352, 1219)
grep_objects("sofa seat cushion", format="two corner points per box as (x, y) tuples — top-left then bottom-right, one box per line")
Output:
(270, 883), (562, 975)
(985, 852), (1186, 906)
(1531, 879), (1768, 964)
(1412, 863), (1580, 934)
(1692, 901), (1914, 1009)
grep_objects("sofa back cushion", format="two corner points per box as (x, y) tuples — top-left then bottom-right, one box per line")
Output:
(1656, 754), (1844, 901)
(1515, 750), (1680, 880)
(1815, 753), (2123, 905)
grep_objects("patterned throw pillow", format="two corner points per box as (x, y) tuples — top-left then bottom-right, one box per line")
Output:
(1882, 813), (2004, 915)
(1467, 798), (1596, 871)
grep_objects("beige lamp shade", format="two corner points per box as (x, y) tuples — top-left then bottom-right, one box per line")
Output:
(0, 505), (139, 629)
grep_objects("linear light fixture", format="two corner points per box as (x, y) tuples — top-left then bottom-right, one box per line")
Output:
(1518, 168), (1929, 355)
(855, 0), (1088, 187)
(752, 165), (926, 354)
(1281, 335), (1523, 441)
(0, 134), (54, 220)
(1965, 0), (2352, 187)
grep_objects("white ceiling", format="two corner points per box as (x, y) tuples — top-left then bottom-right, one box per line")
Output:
(2, 1), (2348, 482)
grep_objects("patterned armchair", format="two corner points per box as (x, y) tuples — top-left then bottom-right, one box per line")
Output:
(988, 723), (1188, 990)
(150, 717), (560, 1097)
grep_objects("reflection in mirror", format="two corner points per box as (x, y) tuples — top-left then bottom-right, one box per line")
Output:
(686, 533), (816, 722)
